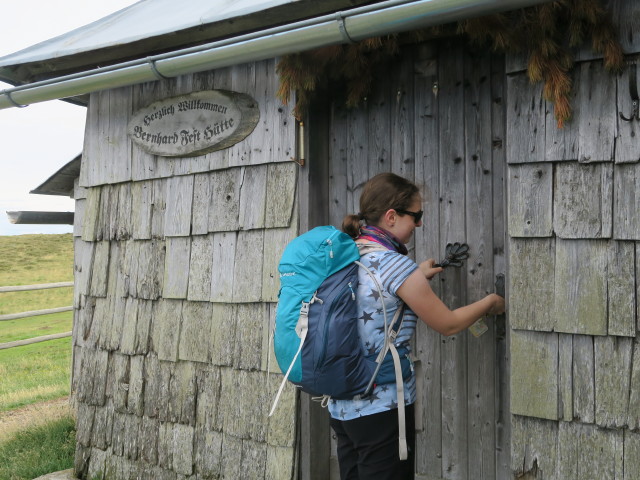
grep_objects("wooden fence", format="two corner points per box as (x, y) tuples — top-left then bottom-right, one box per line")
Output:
(0, 282), (73, 350)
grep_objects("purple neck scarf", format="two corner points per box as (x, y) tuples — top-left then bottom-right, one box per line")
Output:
(358, 225), (408, 255)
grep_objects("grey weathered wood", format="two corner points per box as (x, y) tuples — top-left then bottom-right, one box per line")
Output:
(164, 175), (194, 237)
(366, 63), (391, 179)
(264, 162), (297, 228)
(391, 49), (415, 179)
(74, 178), (88, 200)
(151, 179), (167, 239)
(464, 48), (497, 480)
(234, 303), (266, 371)
(612, 0), (640, 58)
(229, 63), (257, 167)
(163, 237), (191, 299)
(232, 229), (264, 302)
(510, 330), (559, 420)
(261, 303), (278, 373)
(107, 87), (134, 184)
(616, 63), (640, 164)
(346, 97), (369, 216)
(209, 168), (242, 232)
(492, 53), (510, 480)
(191, 173), (211, 235)
(595, 336), (633, 428)
(136, 240), (165, 300)
(238, 166), (267, 229)
(127, 354), (145, 416)
(116, 182), (132, 240)
(210, 232), (237, 302)
(118, 297), (139, 354)
(131, 181), (153, 240)
(545, 66), (579, 162)
(510, 415), (557, 479)
(209, 304), (237, 367)
(172, 423), (195, 475)
(154, 299), (183, 362)
(554, 239), (608, 335)
(608, 241), (636, 337)
(438, 41), (468, 480)
(266, 445), (296, 480)
(178, 301), (213, 363)
(131, 82), (160, 182)
(553, 162), (613, 239)
(82, 187), (101, 242)
(506, 73), (545, 164)
(558, 334), (573, 421)
(74, 199), (86, 237)
(187, 234), (214, 302)
(413, 42), (443, 478)
(624, 430), (640, 480)
(629, 337), (640, 430)
(561, 422), (624, 480)
(508, 163), (553, 237)
(577, 61), (616, 163)
(168, 361), (197, 425)
(572, 334), (595, 424)
(262, 223), (297, 302)
(613, 163), (640, 240)
(89, 240), (110, 297)
(266, 371), (297, 447)
(328, 103), (349, 229)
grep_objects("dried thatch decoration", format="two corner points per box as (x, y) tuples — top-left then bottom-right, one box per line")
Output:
(277, 0), (624, 127)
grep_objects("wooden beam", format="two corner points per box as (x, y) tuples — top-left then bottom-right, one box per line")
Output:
(0, 282), (73, 292)
(0, 306), (73, 322)
(7, 211), (74, 225)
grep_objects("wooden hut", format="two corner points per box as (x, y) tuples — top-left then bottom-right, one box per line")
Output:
(0, 0), (639, 478)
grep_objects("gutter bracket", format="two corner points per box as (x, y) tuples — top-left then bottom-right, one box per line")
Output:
(4, 91), (28, 108)
(147, 58), (170, 80)
(336, 12), (356, 44)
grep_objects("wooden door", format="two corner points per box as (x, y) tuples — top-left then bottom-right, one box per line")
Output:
(308, 39), (509, 480)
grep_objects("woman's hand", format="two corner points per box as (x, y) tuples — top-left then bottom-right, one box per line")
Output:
(486, 293), (506, 315)
(418, 258), (443, 280)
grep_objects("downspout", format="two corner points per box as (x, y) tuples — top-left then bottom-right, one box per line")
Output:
(0, 0), (549, 110)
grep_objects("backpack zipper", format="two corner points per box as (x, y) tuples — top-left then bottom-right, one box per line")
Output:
(326, 238), (334, 258)
(317, 284), (354, 368)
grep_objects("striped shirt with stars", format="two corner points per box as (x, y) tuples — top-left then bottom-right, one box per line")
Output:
(328, 249), (418, 421)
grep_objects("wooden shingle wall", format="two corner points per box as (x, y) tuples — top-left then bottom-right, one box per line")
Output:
(72, 59), (300, 480)
(508, 5), (640, 475)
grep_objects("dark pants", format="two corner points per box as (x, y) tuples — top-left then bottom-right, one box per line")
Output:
(330, 405), (415, 480)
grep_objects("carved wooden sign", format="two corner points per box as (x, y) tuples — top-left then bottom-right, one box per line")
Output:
(128, 90), (260, 157)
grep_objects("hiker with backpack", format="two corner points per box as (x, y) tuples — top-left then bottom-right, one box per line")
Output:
(327, 172), (506, 480)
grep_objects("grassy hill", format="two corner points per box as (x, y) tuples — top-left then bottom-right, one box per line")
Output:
(0, 233), (74, 412)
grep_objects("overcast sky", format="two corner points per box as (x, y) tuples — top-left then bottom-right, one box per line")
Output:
(0, 0), (138, 236)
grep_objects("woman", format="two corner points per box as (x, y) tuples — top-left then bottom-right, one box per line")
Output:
(329, 172), (505, 480)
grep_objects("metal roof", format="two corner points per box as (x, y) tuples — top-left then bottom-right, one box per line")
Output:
(0, 0), (374, 85)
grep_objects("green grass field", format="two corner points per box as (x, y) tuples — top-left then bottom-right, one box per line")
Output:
(0, 234), (75, 412)
(0, 234), (76, 478)
(0, 414), (75, 480)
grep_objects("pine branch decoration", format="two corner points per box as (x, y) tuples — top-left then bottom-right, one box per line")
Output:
(277, 0), (624, 126)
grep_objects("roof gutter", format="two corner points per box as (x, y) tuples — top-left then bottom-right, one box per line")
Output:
(0, 0), (549, 110)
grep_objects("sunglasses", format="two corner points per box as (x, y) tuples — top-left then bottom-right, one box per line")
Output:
(394, 208), (423, 224)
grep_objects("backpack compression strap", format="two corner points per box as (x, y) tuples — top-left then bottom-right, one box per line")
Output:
(268, 300), (311, 417)
(356, 255), (409, 461)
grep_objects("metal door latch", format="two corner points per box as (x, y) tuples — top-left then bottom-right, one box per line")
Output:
(620, 61), (639, 122)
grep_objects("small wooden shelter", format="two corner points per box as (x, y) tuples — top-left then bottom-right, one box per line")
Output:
(1, 0), (639, 479)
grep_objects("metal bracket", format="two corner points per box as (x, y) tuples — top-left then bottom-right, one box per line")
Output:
(620, 61), (639, 122)
(4, 91), (28, 108)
